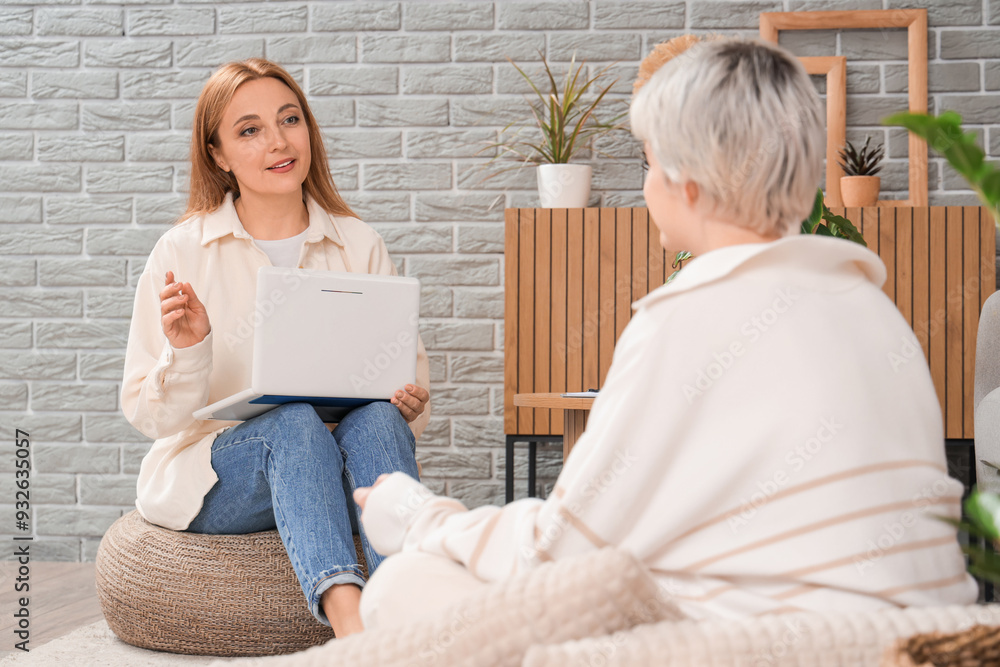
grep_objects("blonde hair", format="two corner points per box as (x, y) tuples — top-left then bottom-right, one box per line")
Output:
(630, 39), (824, 237)
(182, 58), (356, 222)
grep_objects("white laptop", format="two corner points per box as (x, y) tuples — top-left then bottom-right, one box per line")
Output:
(193, 267), (420, 423)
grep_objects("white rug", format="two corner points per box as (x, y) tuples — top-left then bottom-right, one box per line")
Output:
(0, 621), (281, 666)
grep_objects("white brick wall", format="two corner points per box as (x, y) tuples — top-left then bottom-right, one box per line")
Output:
(1, 0), (999, 560)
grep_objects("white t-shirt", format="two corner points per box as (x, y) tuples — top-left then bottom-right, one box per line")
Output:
(254, 229), (308, 268)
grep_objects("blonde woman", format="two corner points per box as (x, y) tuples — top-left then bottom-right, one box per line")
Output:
(121, 58), (430, 637)
(354, 39), (976, 628)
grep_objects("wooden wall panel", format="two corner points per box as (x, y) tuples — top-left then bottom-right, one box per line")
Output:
(517, 211), (535, 435)
(533, 209), (551, 435)
(880, 207), (896, 302)
(503, 209), (519, 435)
(945, 207), (964, 438)
(582, 209), (600, 393)
(928, 207), (947, 414)
(598, 208), (616, 387)
(856, 207), (877, 251)
(550, 210), (568, 434)
(505, 207), (995, 438)
(615, 210), (633, 345)
(964, 207), (982, 437)
(632, 209), (649, 303)
(895, 208), (913, 327)
(912, 207), (930, 358)
(566, 210), (584, 425)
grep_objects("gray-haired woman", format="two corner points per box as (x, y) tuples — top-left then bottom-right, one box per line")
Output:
(353, 38), (976, 628)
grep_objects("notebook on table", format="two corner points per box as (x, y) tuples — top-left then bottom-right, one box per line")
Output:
(193, 267), (420, 423)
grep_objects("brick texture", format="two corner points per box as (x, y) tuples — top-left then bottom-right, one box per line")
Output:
(3, 0), (999, 553)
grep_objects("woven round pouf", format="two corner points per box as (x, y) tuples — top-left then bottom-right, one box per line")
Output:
(96, 510), (368, 657)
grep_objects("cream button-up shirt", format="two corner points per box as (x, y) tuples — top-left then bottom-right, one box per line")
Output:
(122, 192), (430, 531)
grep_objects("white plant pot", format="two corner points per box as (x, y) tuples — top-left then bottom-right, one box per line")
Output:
(537, 164), (592, 208)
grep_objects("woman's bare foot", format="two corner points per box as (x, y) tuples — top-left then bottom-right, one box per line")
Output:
(321, 583), (364, 637)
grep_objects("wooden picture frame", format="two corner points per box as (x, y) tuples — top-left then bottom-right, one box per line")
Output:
(800, 56), (847, 207)
(760, 9), (929, 206)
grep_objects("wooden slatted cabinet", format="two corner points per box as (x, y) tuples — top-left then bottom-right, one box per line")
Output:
(505, 208), (675, 438)
(506, 206), (996, 441)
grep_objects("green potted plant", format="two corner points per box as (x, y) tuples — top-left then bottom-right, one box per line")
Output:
(488, 54), (626, 208)
(838, 136), (885, 207)
(801, 188), (867, 245)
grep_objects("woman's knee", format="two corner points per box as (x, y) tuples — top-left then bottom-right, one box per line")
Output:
(260, 402), (326, 437)
(356, 400), (406, 424)
(360, 552), (485, 631)
(360, 552), (436, 630)
(253, 403), (334, 457)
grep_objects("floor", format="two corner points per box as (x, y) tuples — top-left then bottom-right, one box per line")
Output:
(0, 561), (105, 655)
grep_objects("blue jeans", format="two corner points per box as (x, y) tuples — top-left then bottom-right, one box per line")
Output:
(184, 401), (419, 626)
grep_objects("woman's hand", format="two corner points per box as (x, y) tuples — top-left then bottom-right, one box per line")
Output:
(354, 473), (391, 512)
(391, 384), (429, 423)
(160, 271), (211, 349)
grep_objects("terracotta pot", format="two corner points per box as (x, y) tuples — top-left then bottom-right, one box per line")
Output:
(840, 175), (880, 207)
(537, 164), (592, 208)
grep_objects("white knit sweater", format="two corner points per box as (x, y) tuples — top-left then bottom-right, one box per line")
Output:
(363, 234), (978, 618)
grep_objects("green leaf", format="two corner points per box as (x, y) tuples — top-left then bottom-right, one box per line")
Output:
(964, 544), (1000, 584)
(822, 207), (866, 246)
(980, 170), (1000, 210)
(884, 110), (1000, 229)
(965, 490), (1000, 540)
(665, 251), (693, 283)
(798, 188), (866, 245)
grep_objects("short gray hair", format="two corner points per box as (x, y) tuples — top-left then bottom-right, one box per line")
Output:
(630, 38), (825, 237)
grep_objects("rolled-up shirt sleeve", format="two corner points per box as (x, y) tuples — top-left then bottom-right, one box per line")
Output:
(121, 247), (213, 440)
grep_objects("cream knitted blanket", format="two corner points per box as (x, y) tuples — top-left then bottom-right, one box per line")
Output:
(209, 546), (999, 667)
(523, 604), (1000, 666)
(210, 547), (682, 667)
